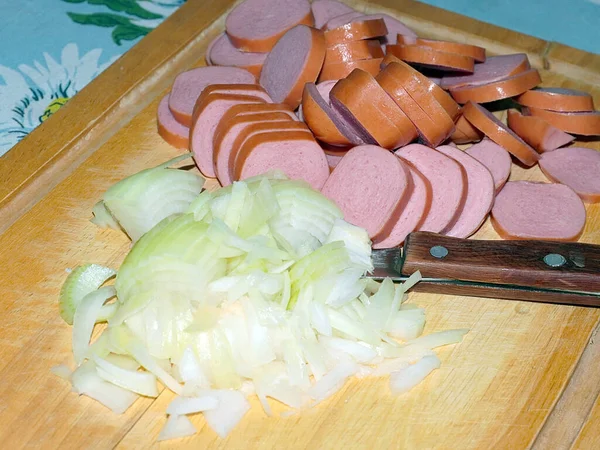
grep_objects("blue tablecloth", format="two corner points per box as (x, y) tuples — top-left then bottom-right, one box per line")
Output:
(0, 0), (598, 157)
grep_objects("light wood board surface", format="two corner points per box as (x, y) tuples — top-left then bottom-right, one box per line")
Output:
(0, 0), (599, 449)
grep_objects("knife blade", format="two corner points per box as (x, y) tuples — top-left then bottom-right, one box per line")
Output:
(370, 232), (600, 307)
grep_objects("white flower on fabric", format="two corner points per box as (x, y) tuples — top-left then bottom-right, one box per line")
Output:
(0, 43), (118, 156)
(132, 0), (186, 28)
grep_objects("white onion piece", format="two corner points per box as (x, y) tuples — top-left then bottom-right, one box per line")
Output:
(51, 364), (72, 380)
(71, 361), (138, 414)
(94, 355), (159, 397)
(320, 336), (377, 364)
(72, 286), (117, 364)
(176, 347), (209, 386)
(389, 355), (441, 395)
(310, 302), (332, 336)
(166, 394), (220, 415)
(308, 360), (358, 402)
(203, 390), (251, 438)
(406, 329), (469, 350)
(158, 414), (197, 441)
(105, 354), (140, 370)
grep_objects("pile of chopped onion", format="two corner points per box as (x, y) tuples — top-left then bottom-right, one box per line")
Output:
(56, 158), (467, 441)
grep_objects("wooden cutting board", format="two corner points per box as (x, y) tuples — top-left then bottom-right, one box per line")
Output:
(0, 1), (599, 448)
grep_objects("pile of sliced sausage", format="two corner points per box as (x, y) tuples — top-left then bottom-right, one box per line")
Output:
(157, 0), (600, 248)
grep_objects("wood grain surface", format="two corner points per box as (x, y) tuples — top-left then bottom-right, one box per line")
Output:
(0, 0), (599, 448)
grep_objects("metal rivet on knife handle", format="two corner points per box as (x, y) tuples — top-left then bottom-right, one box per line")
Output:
(543, 253), (567, 268)
(430, 245), (449, 259)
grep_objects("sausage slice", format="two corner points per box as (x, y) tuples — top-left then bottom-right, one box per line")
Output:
(323, 11), (365, 30)
(491, 181), (586, 241)
(200, 84), (273, 103)
(507, 109), (574, 153)
(440, 53), (530, 90)
(465, 139), (512, 193)
(311, 0), (355, 29)
(169, 67), (256, 126)
(260, 25), (326, 109)
(322, 145), (413, 241)
(329, 69), (418, 149)
(302, 82), (352, 146)
(539, 147), (600, 203)
(234, 131), (329, 190)
(516, 87), (595, 112)
(324, 18), (388, 46)
(190, 93), (266, 177)
(449, 69), (541, 104)
(318, 58), (383, 82)
(324, 40), (384, 65)
(157, 94), (189, 149)
(395, 144), (467, 234)
(523, 108), (600, 136)
(214, 111), (296, 186)
(386, 44), (475, 73)
(450, 114), (483, 144)
(328, 13), (416, 43)
(436, 145), (495, 238)
(205, 33), (268, 77)
(226, 0), (313, 52)
(396, 36), (486, 62)
(462, 101), (539, 166)
(373, 163), (432, 248)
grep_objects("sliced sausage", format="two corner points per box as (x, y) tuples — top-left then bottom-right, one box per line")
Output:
(395, 144), (467, 233)
(157, 94), (189, 149)
(491, 181), (586, 241)
(539, 147), (600, 203)
(200, 84), (273, 103)
(523, 108), (600, 136)
(382, 62), (456, 145)
(323, 11), (365, 30)
(205, 33), (268, 77)
(376, 67), (451, 147)
(329, 69), (418, 149)
(516, 87), (595, 112)
(311, 0), (355, 29)
(462, 101), (539, 166)
(168, 67), (256, 127)
(190, 93), (266, 177)
(449, 69), (541, 104)
(440, 53), (530, 90)
(450, 114), (483, 144)
(325, 151), (345, 169)
(436, 145), (495, 238)
(381, 54), (460, 120)
(225, 0), (313, 52)
(318, 57), (383, 81)
(354, 13), (417, 44)
(214, 112), (296, 186)
(507, 109), (574, 153)
(324, 40), (384, 65)
(302, 82), (352, 146)
(396, 36), (485, 62)
(373, 163), (432, 248)
(386, 44), (475, 73)
(322, 145), (413, 241)
(324, 19), (388, 46)
(234, 131), (329, 190)
(465, 139), (512, 193)
(259, 25), (326, 109)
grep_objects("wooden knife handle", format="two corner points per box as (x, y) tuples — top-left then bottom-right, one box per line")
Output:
(401, 232), (600, 293)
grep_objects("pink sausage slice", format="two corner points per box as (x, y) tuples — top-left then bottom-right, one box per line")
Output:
(323, 11), (365, 30)
(200, 84), (273, 103)
(395, 144), (467, 234)
(206, 33), (268, 77)
(465, 139), (512, 193)
(491, 181), (586, 241)
(169, 67), (256, 126)
(157, 94), (189, 149)
(373, 163), (432, 248)
(260, 25), (326, 109)
(322, 145), (412, 241)
(235, 131), (329, 190)
(324, 12), (416, 43)
(311, 0), (355, 29)
(440, 53), (530, 90)
(539, 147), (600, 203)
(190, 93), (266, 177)
(436, 145), (495, 238)
(226, 0), (313, 52)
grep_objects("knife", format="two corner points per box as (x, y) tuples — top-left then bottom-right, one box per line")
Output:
(370, 232), (600, 307)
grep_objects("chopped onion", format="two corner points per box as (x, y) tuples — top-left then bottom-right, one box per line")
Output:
(158, 414), (197, 441)
(389, 355), (441, 395)
(308, 360), (358, 402)
(166, 394), (220, 415)
(94, 354), (159, 397)
(202, 390), (251, 438)
(405, 329), (469, 350)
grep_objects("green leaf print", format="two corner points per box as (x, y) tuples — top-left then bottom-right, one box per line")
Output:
(63, 0), (162, 20)
(112, 23), (149, 45)
(67, 12), (132, 28)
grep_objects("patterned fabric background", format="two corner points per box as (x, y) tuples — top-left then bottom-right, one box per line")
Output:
(0, 0), (185, 157)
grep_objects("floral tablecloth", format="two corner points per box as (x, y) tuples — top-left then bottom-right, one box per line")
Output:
(0, 0), (185, 156)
